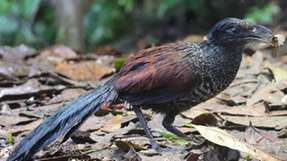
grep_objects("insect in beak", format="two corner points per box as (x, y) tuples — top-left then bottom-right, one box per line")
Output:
(271, 34), (286, 57)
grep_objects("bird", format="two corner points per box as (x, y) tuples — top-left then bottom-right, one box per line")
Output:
(8, 18), (273, 161)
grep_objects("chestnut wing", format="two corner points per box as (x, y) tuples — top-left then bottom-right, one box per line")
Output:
(115, 42), (202, 105)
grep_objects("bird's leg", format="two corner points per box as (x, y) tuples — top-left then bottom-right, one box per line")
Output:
(132, 106), (163, 150)
(162, 112), (187, 138)
(162, 112), (204, 144)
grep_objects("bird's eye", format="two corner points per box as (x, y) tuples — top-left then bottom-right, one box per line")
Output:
(250, 26), (256, 32)
(226, 27), (239, 34)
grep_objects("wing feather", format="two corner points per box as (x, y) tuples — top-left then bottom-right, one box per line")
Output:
(115, 42), (201, 105)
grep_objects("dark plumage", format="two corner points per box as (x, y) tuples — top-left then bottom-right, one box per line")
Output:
(8, 18), (273, 161)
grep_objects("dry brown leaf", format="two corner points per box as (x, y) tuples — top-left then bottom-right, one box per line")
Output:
(245, 126), (283, 154)
(192, 113), (217, 126)
(240, 51), (263, 76)
(79, 116), (103, 132)
(0, 45), (36, 63)
(193, 125), (283, 161)
(221, 115), (287, 129)
(101, 115), (122, 133)
(32, 102), (65, 116)
(115, 140), (145, 152)
(93, 46), (122, 56)
(0, 79), (65, 99)
(55, 61), (114, 81)
(8, 119), (43, 136)
(39, 45), (78, 64)
(182, 106), (210, 119)
(218, 79), (259, 105)
(265, 63), (287, 83)
(0, 61), (30, 77)
(184, 102), (267, 118)
(201, 103), (267, 116)
(278, 128), (287, 138)
(246, 83), (285, 106)
(0, 115), (35, 127)
(0, 79), (40, 99)
(0, 146), (10, 160)
(114, 136), (150, 151)
(185, 153), (200, 161)
(48, 88), (86, 104)
(124, 146), (142, 161)
(267, 110), (287, 116)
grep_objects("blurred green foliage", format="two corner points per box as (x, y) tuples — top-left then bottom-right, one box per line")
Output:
(0, 0), (280, 50)
(245, 3), (279, 24)
(0, 0), (56, 47)
(84, 0), (132, 47)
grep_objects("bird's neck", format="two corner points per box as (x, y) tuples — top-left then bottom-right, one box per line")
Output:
(195, 39), (243, 93)
(200, 39), (243, 63)
(200, 39), (244, 54)
(199, 39), (243, 79)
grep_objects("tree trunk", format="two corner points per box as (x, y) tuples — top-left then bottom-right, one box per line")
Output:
(51, 0), (91, 51)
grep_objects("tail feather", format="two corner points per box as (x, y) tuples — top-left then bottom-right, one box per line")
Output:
(8, 80), (118, 161)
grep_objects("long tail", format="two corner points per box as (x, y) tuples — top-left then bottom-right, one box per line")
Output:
(8, 79), (118, 161)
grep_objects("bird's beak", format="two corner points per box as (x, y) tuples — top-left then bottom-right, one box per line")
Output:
(249, 25), (273, 44)
(245, 24), (280, 56)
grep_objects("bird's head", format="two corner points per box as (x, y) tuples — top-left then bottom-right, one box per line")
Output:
(208, 18), (273, 47)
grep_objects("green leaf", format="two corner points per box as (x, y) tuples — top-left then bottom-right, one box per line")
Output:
(160, 131), (189, 145)
(174, 139), (189, 146)
(183, 122), (193, 128)
(243, 155), (253, 161)
(6, 133), (14, 145)
(114, 58), (127, 70)
(161, 130), (177, 140)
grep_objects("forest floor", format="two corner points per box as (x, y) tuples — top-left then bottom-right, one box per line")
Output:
(0, 34), (287, 161)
